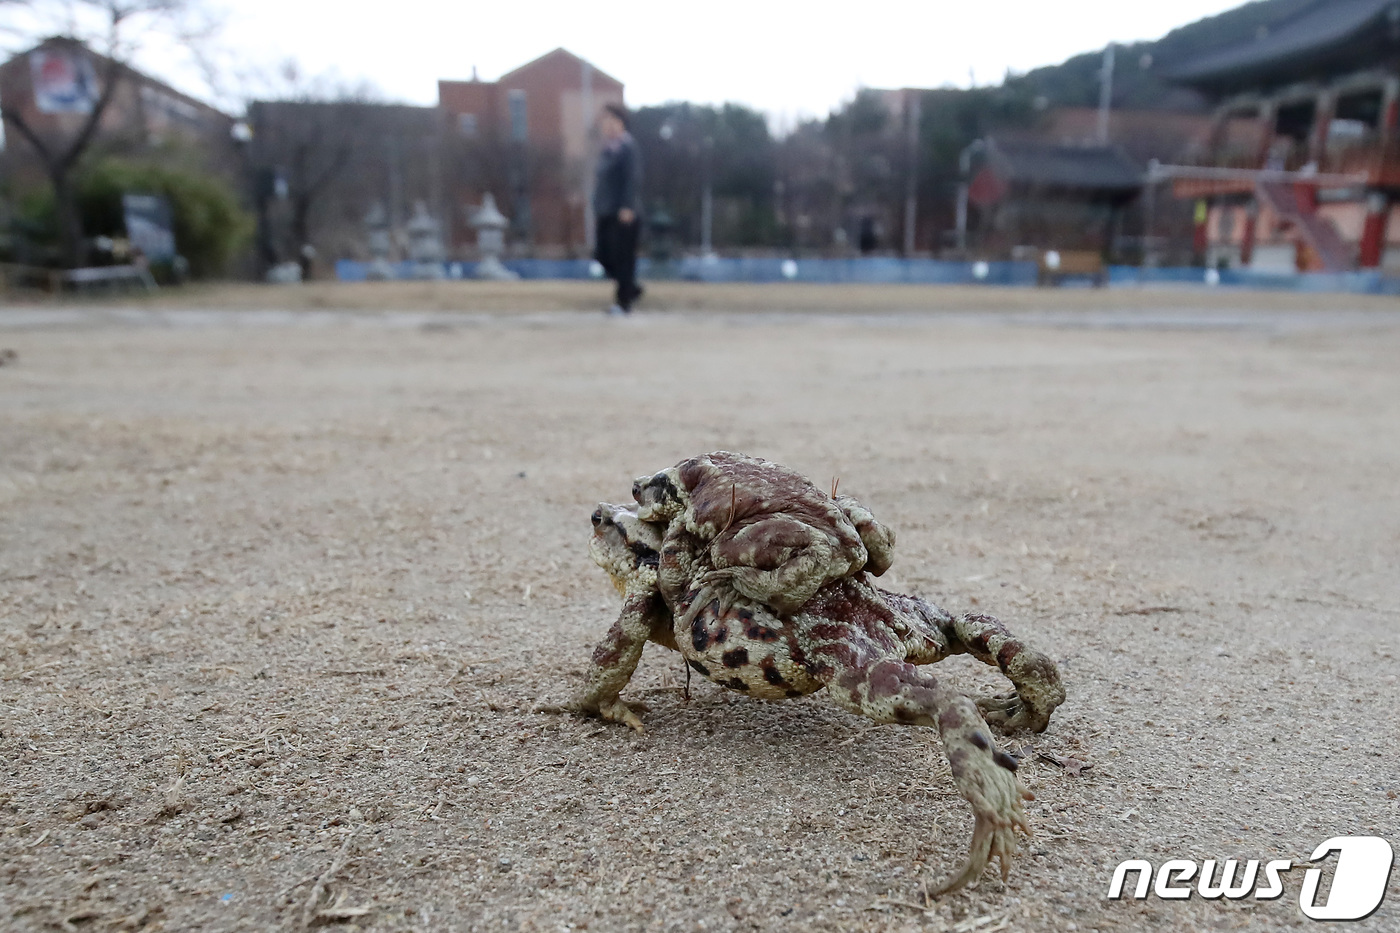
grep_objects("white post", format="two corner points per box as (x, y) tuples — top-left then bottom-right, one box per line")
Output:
(955, 182), (969, 253)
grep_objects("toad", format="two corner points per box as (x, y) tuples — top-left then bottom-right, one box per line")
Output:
(554, 476), (1065, 894)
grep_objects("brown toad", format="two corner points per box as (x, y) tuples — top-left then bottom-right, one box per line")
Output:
(557, 487), (1066, 895)
(632, 451), (895, 617)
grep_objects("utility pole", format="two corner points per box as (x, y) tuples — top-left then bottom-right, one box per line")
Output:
(902, 91), (921, 256)
(701, 135), (714, 256)
(1097, 43), (1116, 144)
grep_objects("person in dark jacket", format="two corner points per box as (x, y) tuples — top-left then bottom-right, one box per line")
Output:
(594, 104), (643, 314)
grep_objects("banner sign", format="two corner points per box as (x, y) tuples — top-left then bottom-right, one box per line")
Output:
(122, 194), (176, 262)
(30, 49), (99, 115)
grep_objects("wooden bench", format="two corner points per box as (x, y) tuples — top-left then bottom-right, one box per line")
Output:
(61, 265), (158, 292)
(1038, 250), (1107, 287)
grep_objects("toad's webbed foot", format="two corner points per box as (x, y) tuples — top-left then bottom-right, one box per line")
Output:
(581, 696), (648, 732)
(930, 733), (1034, 895)
(976, 691), (1049, 733)
(537, 696), (649, 732)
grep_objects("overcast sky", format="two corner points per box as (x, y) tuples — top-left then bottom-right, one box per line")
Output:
(22, 0), (1251, 119)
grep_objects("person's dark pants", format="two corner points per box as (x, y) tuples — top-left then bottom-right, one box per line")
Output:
(595, 216), (640, 310)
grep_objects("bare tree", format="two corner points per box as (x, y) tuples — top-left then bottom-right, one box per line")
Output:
(1, 0), (215, 266)
(245, 63), (395, 273)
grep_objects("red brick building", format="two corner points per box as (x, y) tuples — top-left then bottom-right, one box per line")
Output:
(0, 37), (236, 190)
(438, 48), (624, 256)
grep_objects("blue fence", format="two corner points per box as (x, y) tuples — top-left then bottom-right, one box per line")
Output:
(1108, 266), (1400, 295)
(334, 257), (1038, 286)
(335, 257), (1400, 295)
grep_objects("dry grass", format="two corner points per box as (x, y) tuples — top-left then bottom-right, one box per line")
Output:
(1, 298), (1398, 931)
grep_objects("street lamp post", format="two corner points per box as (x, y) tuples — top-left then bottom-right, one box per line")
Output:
(903, 92), (921, 256)
(700, 135), (714, 257)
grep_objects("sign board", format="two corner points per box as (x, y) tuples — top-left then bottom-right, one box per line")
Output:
(30, 49), (99, 114)
(122, 194), (176, 262)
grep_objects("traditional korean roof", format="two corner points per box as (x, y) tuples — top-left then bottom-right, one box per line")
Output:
(1167, 0), (1400, 95)
(985, 139), (1144, 192)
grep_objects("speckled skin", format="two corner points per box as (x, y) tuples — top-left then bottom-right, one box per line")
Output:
(633, 451), (894, 616)
(559, 490), (1066, 895)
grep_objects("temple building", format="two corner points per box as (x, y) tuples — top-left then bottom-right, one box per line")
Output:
(1164, 0), (1400, 272)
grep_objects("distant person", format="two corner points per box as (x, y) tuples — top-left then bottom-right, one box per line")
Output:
(594, 104), (642, 314)
(858, 216), (878, 255)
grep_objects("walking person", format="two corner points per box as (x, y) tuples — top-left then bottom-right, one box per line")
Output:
(594, 104), (643, 314)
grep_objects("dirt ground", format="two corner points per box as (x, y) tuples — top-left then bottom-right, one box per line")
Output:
(1, 285), (1398, 932)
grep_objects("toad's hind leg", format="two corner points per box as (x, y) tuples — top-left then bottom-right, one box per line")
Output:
(950, 613), (1065, 734)
(818, 652), (1031, 895)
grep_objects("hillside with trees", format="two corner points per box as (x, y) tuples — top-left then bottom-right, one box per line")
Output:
(1009, 0), (1326, 112)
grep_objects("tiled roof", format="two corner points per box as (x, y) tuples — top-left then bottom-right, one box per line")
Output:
(1168, 0), (1400, 92)
(987, 139), (1143, 191)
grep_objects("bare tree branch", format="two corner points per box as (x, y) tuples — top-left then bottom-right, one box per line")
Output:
(2, 0), (221, 266)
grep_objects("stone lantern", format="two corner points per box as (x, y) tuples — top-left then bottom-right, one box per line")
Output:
(471, 193), (517, 280)
(406, 201), (446, 279)
(364, 202), (395, 281)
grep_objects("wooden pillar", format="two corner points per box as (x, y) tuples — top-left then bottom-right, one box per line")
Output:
(1241, 201), (1258, 266)
(1309, 90), (1334, 168)
(1193, 199), (1210, 265)
(1359, 191), (1390, 268)
(1295, 182), (1318, 213)
(1254, 100), (1277, 167)
(1382, 77), (1400, 140)
(1207, 105), (1232, 160)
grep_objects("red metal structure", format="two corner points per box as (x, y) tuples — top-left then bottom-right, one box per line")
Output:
(1163, 0), (1400, 272)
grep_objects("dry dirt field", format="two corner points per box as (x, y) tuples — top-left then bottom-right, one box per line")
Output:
(2, 283), (1399, 932)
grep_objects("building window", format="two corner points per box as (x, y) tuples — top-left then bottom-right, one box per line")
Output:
(508, 89), (527, 142)
(458, 113), (478, 137)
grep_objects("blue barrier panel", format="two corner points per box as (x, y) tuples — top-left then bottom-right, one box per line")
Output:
(335, 256), (1039, 286)
(505, 259), (594, 279)
(1115, 266), (1400, 294)
(672, 257), (1038, 285)
(334, 258), (1398, 294)
(1111, 266), (1212, 286)
(335, 259), (365, 282)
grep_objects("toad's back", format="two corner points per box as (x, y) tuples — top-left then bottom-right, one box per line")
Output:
(672, 575), (943, 701)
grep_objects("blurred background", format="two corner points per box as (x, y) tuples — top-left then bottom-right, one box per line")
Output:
(3, 0), (1399, 289)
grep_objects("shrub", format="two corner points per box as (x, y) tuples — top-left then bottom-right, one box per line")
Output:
(77, 159), (253, 278)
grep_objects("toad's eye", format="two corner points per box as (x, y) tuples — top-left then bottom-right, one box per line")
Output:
(631, 480), (642, 500)
(591, 508), (604, 526)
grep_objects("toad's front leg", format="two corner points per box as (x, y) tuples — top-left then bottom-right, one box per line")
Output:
(543, 591), (669, 732)
(818, 650), (1032, 895)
